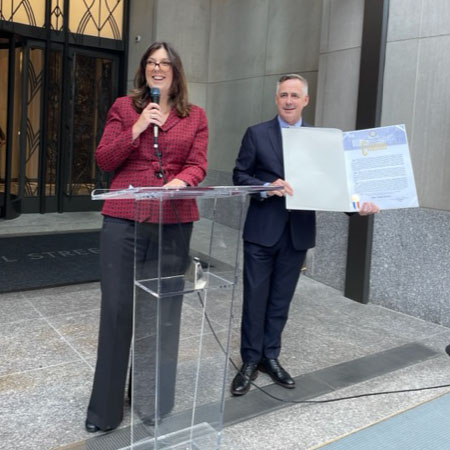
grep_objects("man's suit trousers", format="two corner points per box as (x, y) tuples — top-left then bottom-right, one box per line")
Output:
(241, 221), (306, 363)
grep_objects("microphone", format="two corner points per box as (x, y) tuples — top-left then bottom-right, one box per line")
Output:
(149, 87), (163, 178)
(149, 87), (160, 142)
(149, 86), (160, 104)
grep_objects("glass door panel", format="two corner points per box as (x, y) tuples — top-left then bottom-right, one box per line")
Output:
(4, 42), (25, 218)
(20, 42), (62, 213)
(23, 46), (44, 199)
(63, 50), (117, 210)
(44, 49), (62, 199)
(0, 42), (8, 214)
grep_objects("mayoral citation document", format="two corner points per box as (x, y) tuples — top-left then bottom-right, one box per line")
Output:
(282, 124), (419, 212)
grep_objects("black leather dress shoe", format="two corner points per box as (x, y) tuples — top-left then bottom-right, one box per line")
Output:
(258, 358), (295, 389)
(85, 420), (101, 433)
(85, 420), (115, 433)
(231, 362), (259, 396)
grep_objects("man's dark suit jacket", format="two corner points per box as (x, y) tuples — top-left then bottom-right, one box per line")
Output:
(233, 116), (316, 251)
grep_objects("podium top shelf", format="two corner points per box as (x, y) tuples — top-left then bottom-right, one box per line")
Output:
(91, 185), (281, 201)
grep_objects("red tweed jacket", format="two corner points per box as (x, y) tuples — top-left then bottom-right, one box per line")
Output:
(96, 96), (208, 223)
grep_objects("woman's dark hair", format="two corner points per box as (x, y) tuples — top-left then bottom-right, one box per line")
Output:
(129, 41), (191, 117)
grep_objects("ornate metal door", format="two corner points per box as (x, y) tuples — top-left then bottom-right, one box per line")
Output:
(0, 39), (119, 217)
(0, 0), (126, 218)
(61, 48), (118, 212)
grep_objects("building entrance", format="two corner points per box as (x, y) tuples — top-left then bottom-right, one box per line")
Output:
(0, 34), (119, 219)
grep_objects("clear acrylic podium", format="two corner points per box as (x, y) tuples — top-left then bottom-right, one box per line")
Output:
(91, 185), (274, 450)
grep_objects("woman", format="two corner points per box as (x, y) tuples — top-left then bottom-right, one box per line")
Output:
(85, 42), (208, 433)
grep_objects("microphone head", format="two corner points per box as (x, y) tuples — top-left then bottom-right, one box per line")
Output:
(149, 87), (160, 104)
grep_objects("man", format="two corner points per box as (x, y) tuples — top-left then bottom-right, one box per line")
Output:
(232, 74), (379, 396)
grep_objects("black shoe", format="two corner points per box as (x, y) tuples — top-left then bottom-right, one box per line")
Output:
(85, 420), (115, 433)
(85, 420), (100, 433)
(231, 362), (259, 396)
(258, 358), (295, 389)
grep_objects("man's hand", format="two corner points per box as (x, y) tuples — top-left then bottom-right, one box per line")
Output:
(357, 202), (380, 215)
(267, 179), (293, 197)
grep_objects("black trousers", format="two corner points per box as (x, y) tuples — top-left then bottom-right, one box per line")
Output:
(86, 216), (192, 430)
(241, 221), (306, 363)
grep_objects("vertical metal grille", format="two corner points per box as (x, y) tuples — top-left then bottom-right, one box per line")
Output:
(69, 54), (114, 195)
(24, 49), (43, 197)
(45, 50), (62, 196)
(50, 0), (64, 32)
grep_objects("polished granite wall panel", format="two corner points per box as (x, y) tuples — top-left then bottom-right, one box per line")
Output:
(128, 0), (210, 83)
(198, 169), (248, 230)
(154, 0), (211, 83)
(187, 82), (208, 111)
(383, 34), (450, 211)
(208, 0), (269, 83)
(410, 35), (450, 211)
(383, 1), (450, 212)
(127, 0), (155, 84)
(320, 0), (364, 53)
(265, 0), (322, 74)
(201, 167), (233, 188)
(261, 74), (288, 122)
(381, 40), (419, 143)
(370, 208), (450, 326)
(387, 0), (422, 42)
(315, 48), (361, 130)
(420, 0), (450, 37)
(316, 0), (364, 130)
(305, 211), (349, 292)
(206, 78), (265, 172)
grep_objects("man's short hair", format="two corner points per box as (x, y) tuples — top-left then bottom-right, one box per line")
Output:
(276, 74), (309, 96)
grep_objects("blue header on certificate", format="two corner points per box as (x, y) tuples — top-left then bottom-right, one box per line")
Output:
(343, 124), (407, 152)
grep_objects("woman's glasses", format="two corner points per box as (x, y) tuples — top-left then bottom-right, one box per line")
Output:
(146, 59), (172, 71)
